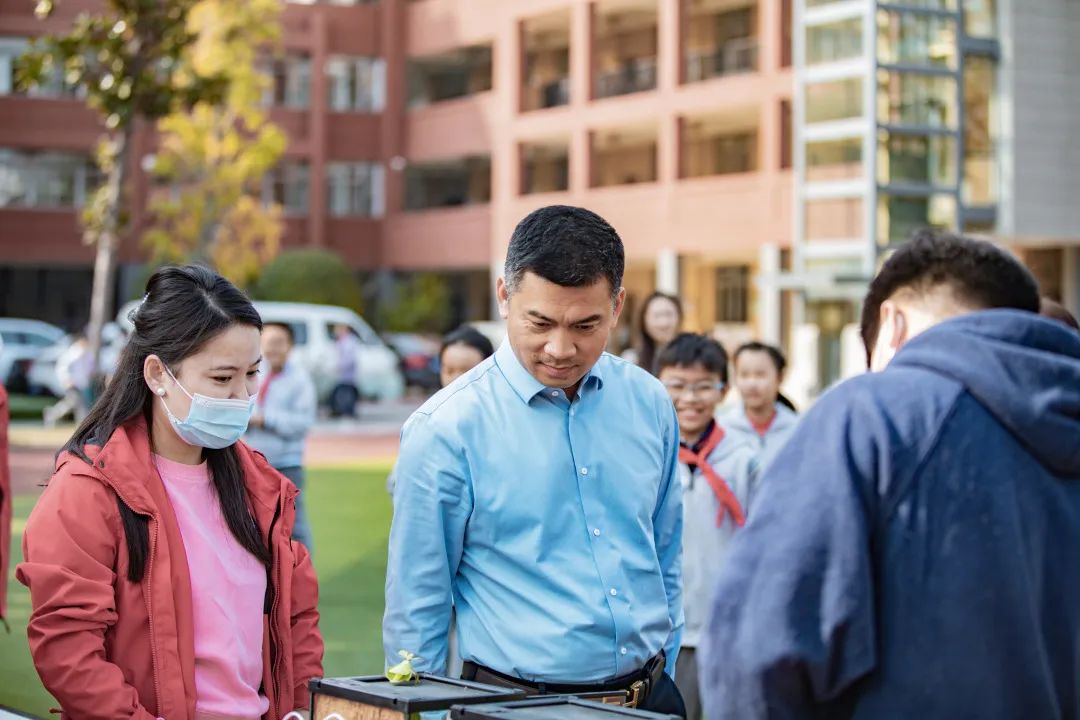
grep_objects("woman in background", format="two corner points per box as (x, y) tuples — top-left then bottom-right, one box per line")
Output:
(623, 291), (683, 376)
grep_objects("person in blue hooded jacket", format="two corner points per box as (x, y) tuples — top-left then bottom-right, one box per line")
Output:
(699, 229), (1080, 720)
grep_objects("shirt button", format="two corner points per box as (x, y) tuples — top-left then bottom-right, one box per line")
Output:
(551, 391), (559, 397)
(610, 588), (618, 596)
(580, 467), (589, 476)
(593, 528), (601, 536)
(620, 647), (628, 655)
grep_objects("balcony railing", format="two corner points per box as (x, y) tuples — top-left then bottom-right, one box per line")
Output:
(685, 38), (759, 83)
(524, 76), (570, 111)
(595, 57), (657, 99)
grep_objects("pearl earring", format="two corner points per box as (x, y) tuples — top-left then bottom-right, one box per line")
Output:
(156, 387), (166, 396)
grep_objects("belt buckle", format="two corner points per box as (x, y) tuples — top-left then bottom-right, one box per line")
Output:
(626, 680), (646, 708)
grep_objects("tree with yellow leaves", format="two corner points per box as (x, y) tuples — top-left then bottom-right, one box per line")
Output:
(144, 0), (286, 290)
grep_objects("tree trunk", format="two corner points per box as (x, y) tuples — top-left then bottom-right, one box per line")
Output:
(86, 123), (134, 385)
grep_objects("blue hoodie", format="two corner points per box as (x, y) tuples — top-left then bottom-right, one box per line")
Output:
(699, 310), (1080, 720)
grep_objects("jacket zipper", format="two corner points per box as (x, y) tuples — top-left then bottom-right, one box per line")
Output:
(266, 501), (283, 714)
(108, 477), (163, 717)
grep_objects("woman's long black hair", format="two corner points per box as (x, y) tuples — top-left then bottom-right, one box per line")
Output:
(633, 291), (683, 376)
(62, 265), (271, 582)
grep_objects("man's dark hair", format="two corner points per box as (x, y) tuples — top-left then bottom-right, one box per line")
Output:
(734, 341), (786, 375)
(263, 321), (295, 344)
(655, 332), (729, 384)
(860, 229), (1040, 365)
(505, 205), (624, 299)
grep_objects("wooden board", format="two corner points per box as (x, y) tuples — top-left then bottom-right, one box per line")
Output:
(312, 696), (403, 720)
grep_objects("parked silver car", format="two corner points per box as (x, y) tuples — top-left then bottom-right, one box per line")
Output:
(26, 322), (126, 397)
(0, 318), (65, 392)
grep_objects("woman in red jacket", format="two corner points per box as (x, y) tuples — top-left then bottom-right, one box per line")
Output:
(18, 265), (323, 720)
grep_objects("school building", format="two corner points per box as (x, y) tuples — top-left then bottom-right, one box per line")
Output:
(1, 0), (1077, 398)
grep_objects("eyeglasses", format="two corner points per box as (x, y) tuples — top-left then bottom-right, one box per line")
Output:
(662, 381), (724, 399)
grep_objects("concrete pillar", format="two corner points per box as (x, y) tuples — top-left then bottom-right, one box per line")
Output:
(656, 248), (679, 296)
(569, 3), (593, 194)
(757, 242), (781, 344)
(758, 0), (781, 75)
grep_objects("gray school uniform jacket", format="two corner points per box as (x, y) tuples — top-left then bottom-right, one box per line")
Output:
(679, 422), (758, 649)
(718, 401), (798, 474)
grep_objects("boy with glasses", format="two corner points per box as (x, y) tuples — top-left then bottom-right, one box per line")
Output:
(656, 333), (756, 720)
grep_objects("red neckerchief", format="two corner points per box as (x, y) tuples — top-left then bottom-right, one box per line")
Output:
(257, 369), (282, 407)
(678, 423), (746, 528)
(750, 410), (776, 437)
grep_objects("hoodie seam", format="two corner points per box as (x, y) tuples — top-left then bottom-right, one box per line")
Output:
(877, 392), (964, 524)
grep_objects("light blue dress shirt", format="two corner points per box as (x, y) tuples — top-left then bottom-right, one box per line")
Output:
(383, 341), (684, 683)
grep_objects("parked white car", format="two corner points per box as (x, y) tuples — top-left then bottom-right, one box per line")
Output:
(116, 299), (405, 403)
(0, 318), (66, 391)
(27, 322), (127, 397)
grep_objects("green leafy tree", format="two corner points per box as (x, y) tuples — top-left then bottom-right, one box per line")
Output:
(377, 273), (452, 334)
(18, 0), (231, 370)
(253, 249), (364, 313)
(143, 0), (286, 291)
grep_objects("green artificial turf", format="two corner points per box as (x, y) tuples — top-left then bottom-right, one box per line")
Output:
(0, 463), (394, 716)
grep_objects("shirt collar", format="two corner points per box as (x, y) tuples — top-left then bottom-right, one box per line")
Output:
(495, 341), (606, 405)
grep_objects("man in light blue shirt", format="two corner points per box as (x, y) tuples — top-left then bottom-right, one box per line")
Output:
(384, 205), (685, 716)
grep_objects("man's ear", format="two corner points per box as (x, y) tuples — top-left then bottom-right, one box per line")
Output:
(612, 287), (627, 323)
(496, 277), (510, 320)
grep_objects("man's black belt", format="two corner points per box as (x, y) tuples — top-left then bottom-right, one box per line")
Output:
(461, 651), (667, 709)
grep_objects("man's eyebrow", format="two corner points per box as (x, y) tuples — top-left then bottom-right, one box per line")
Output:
(526, 310), (556, 323)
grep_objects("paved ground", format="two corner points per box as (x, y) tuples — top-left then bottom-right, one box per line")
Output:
(8, 398), (420, 494)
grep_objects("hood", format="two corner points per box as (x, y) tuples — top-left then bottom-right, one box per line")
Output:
(892, 309), (1080, 476)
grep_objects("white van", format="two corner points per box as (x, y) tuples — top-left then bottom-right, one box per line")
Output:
(116, 299), (405, 403)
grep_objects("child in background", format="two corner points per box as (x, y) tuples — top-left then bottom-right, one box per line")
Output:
(721, 341), (798, 474)
(657, 333), (757, 720)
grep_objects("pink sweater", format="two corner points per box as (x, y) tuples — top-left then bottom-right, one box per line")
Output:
(155, 454), (270, 720)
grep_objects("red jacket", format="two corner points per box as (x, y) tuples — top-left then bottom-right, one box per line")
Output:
(0, 384), (10, 623)
(17, 419), (324, 719)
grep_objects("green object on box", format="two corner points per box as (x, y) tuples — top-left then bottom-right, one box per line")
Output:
(387, 650), (421, 686)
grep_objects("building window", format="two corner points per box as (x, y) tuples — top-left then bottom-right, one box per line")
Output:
(877, 10), (957, 70)
(263, 161), (310, 214)
(326, 162), (385, 217)
(0, 37), (26, 96)
(405, 156), (491, 211)
(0, 36), (82, 98)
(715, 266), (750, 323)
(806, 17), (862, 66)
(682, 121), (758, 179)
(521, 140), (570, 195)
(877, 70), (958, 128)
(408, 46), (493, 108)
(964, 0), (996, 38)
(877, 131), (957, 188)
(683, 3), (758, 83)
(806, 77), (863, 123)
(267, 54), (311, 109)
(0, 149), (98, 208)
(877, 192), (957, 246)
(327, 56), (386, 112)
(963, 56), (997, 205)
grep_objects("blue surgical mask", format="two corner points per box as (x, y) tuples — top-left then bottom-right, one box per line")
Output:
(160, 366), (256, 449)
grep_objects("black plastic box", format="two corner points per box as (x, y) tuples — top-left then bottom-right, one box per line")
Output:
(309, 674), (527, 720)
(450, 696), (682, 720)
